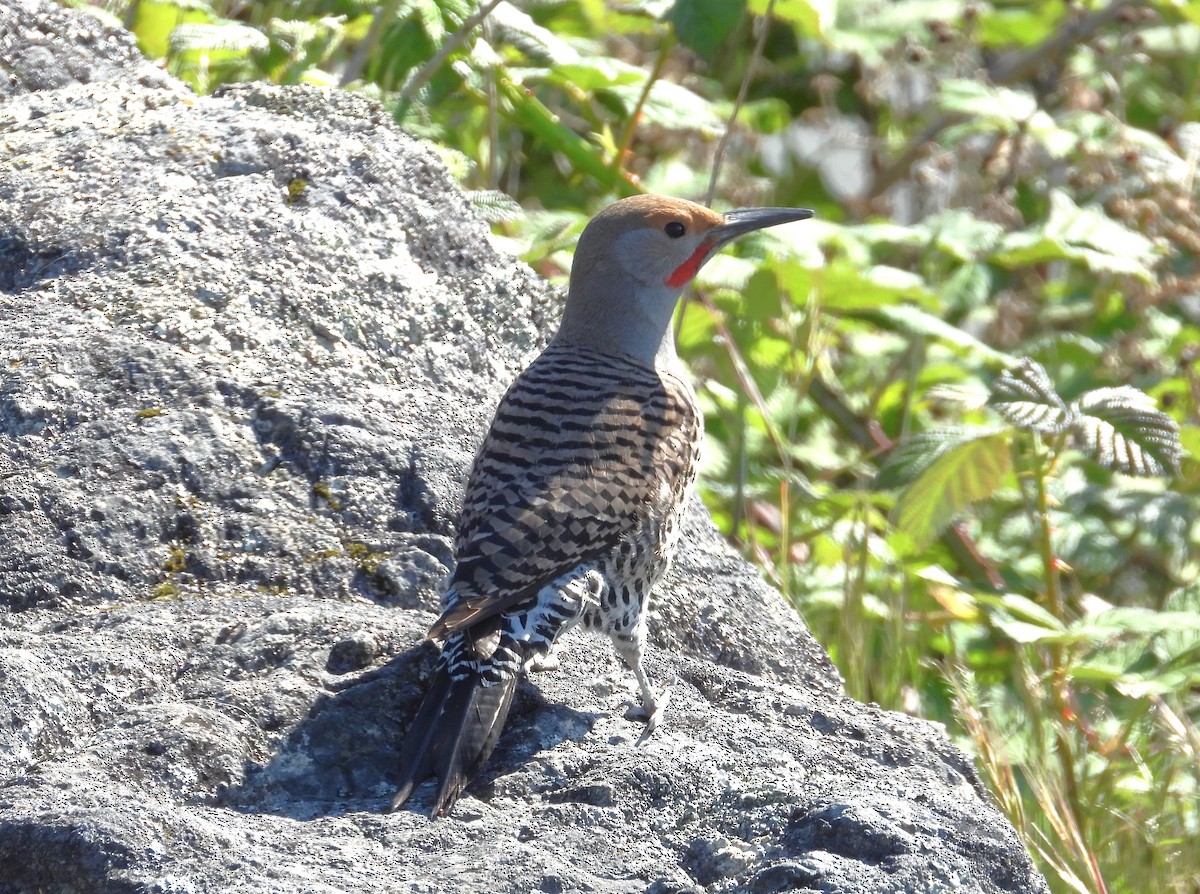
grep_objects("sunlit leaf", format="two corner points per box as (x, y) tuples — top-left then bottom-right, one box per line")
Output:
(609, 79), (724, 134)
(748, 0), (833, 36)
(491, 1), (579, 65)
(894, 431), (1012, 549)
(1046, 191), (1158, 271)
(549, 58), (645, 90)
(869, 304), (1012, 364)
(878, 426), (993, 490)
(1072, 387), (1182, 477)
(995, 593), (1064, 631)
(850, 221), (929, 250)
(131, 0), (216, 58)
(938, 80), (1074, 157)
(168, 21), (269, 54)
(924, 383), (990, 412)
(917, 566), (980, 621)
(939, 79), (1038, 124)
(976, 2), (1065, 47)
(814, 260), (935, 310)
(992, 616), (1063, 644)
(939, 262), (992, 311)
(1069, 607), (1200, 642)
(830, 0), (962, 62)
(1113, 671), (1197, 698)
(927, 210), (1005, 262)
(994, 191), (1160, 280)
(988, 358), (1074, 434)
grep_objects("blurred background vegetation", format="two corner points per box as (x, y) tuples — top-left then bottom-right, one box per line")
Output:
(66, 0), (1200, 890)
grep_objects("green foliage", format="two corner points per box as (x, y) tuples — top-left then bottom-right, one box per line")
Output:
(669, 0), (746, 61)
(77, 0), (1200, 891)
(891, 428), (1012, 549)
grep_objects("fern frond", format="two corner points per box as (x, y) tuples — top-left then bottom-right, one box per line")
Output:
(465, 189), (523, 223)
(169, 22), (270, 55)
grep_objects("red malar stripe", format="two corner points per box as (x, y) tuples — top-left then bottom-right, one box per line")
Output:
(665, 241), (712, 288)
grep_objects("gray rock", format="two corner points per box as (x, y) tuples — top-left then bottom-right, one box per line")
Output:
(0, 3), (1049, 892)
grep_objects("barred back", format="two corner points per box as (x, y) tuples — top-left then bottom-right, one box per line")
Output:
(430, 343), (700, 638)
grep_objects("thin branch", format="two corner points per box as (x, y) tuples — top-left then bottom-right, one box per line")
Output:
(677, 4), (775, 345)
(340, 0), (404, 87)
(397, 0), (505, 108)
(706, 0), (775, 207)
(988, 0), (1142, 86)
(613, 42), (671, 178)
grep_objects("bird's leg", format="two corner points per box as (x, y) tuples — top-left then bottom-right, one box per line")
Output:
(611, 632), (671, 739)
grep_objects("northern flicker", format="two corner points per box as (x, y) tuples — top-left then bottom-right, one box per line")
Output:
(390, 194), (813, 817)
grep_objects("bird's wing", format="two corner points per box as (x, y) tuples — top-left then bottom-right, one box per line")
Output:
(428, 347), (692, 639)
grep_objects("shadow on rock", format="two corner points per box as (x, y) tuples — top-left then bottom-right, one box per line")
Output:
(225, 640), (599, 820)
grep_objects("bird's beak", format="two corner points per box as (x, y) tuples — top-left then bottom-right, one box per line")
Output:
(709, 207), (814, 249)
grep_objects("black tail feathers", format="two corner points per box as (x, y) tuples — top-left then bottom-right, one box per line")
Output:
(389, 654), (518, 818)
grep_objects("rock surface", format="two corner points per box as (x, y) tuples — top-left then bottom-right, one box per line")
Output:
(0, 3), (1049, 892)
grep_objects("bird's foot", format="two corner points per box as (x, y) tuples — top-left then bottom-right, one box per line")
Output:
(525, 647), (561, 673)
(627, 676), (675, 744)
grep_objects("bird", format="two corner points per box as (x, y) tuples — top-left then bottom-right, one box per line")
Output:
(390, 194), (813, 818)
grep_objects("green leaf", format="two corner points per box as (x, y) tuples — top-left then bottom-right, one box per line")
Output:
(669, 0), (746, 60)
(749, 0), (833, 37)
(490, 1), (578, 65)
(1180, 424), (1200, 462)
(830, 0), (962, 62)
(989, 231), (1074, 268)
(868, 304), (1013, 364)
(1113, 670), (1197, 698)
(975, 2), (1065, 47)
(939, 263), (992, 311)
(1071, 387), (1182, 477)
(493, 77), (639, 195)
(413, 0), (445, 43)
(994, 191), (1160, 281)
(927, 209), (1005, 262)
(1023, 332), (1105, 378)
(992, 617), (1064, 644)
(550, 58), (645, 91)
(894, 431), (1012, 549)
(1045, 191), (1158, 271)
(878, 426), (996, 490)
(938, 79), (1038, 124)
(168, 22), (269, 54)
(996, 593), (1065, 631)
(988, 358), (1074, 434)
(131, 0), (216, 59)
(610, 78), (723, 134)
(1069, 607), (1200, 642)
(814, 259), (935, 311)
(736, 98), (792, 135)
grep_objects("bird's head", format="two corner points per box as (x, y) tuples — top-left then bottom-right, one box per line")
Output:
(557, 194), (813, 366)
(573, 194), (812, 290)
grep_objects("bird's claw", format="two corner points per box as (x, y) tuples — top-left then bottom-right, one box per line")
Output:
(526, 650), (561, 673)
(628, 675), (675, 744)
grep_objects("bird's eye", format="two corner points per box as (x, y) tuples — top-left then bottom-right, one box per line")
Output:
(664, 221), (686, 239)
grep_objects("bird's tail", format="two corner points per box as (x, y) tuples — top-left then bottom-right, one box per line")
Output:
(390, 635), (518, 818)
